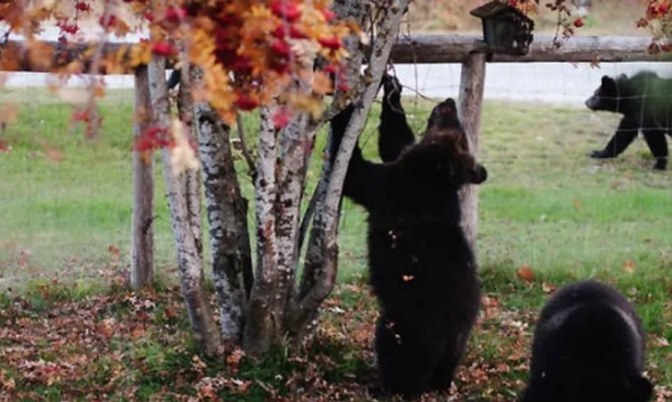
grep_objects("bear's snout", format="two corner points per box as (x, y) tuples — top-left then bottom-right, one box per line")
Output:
(473, 164), (488, 185)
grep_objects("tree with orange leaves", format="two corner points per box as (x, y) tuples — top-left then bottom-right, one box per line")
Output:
(0, 0), (669, 361)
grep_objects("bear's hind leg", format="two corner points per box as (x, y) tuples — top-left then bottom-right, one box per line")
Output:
(641, 128), (668, 170)
(429, 328), (472, 392)
(375, 317), (437, 399)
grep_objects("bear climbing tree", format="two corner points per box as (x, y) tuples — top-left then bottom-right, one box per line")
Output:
(328, 74), (487, 398)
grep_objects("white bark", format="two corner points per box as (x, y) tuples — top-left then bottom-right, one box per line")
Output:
(243, 106), (280, 357)
(272, 60), (320, 331)
(292, 0), (409, 336)
(194, 87), (253, 342)
(147, 56), (220, 357)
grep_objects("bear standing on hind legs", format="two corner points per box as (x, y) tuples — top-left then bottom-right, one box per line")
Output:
(585, 70), (672, 170)
(329, 74), (487, 399)
(520, 279), (654, 402)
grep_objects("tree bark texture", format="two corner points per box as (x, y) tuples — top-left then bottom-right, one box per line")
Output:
(193, 72), (253, 342)
(130, 65), (155, 289)
(291, 0), (409, 339)
(457, 52), (487, 255)
(243, 106), (280, 357)
(147, 56), (221, 357)
(272, 55), (322, 335)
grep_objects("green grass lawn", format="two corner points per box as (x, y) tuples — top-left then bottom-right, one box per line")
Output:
(0, 87), (670, 401)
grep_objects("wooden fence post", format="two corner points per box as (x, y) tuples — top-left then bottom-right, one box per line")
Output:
(457, 51), (487, 254)
(130, 65), (155, 288)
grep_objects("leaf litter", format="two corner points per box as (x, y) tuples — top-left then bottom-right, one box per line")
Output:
(0, 274), (669, 401)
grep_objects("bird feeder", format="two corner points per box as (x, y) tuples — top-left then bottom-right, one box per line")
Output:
(470, 1), (535, 57)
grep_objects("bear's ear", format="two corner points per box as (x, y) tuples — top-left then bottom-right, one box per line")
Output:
(602, 75), (616, 89)
(601, 75), (616, 87)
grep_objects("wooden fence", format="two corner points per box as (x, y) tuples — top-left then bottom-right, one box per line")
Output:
(0, 35), (668, 73)
(1, 33), (669, 283)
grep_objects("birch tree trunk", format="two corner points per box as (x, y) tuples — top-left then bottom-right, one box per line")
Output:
(193, 66), (253, 342)
(130, 65), (155, 289)
(147, 56), (221, 357)
(272, 112), (310, 334)
(243, 106), (280, 357)
(289, 0), (409, 340)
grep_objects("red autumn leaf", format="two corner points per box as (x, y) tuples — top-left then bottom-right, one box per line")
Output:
(0, 140), (9, 152)
(134, 126), (172, 152)
(235, 94), (259, 111)
(271, 24), (307, 39)
(269, 59), (290, 74)
(321, 9), (336, 21)
(59, 23), (79, 35)
(231, 57), (253, 75)
(74, 1), (91, 12)
(270, 0), (301, 22)
(318, 36), (342, 50)
(516, 265), (535, 282)
(165, 7), (187, 22)
(270, 39), (291, 59)
(151, 41), (178, 57)
(134, 137), (156, 152)
(71, 108), (91, 123)
(107, 244), (121, 257)
(323, 64), (338, 74)
(271, 107), (292, 129)
(636, 17), (649, 28)
(337, 82), (350, 92)
(99, 14), (118, 29)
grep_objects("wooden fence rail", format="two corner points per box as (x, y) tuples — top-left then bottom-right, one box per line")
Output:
(2, 32), (668, 280)
(0, 34), (669, 75)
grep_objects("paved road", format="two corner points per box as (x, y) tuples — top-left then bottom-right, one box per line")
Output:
(3, 27), (671, 107)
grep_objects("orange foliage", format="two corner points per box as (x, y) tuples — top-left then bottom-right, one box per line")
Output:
(1, 0), (668, 151)
(0, 0), (355, 138)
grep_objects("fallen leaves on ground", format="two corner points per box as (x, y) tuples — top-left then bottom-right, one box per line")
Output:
(0, 276), (669, 402)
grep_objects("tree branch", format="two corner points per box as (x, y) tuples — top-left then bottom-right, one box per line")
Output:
(291, 0), (409, 336)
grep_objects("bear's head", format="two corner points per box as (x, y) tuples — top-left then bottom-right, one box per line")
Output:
(417, 98), (487, 187)
(426, 98), (463, 132)
(585, 74), (628, 113)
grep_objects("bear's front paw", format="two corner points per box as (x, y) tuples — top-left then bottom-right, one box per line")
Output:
(589, 149), (614, 159)
(382, 74), (403, 103)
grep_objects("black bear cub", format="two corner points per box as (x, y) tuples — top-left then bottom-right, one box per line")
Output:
(585, 70), (672, 170)
(520, 279), (654, 402)
(330, 75), (487, 399)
